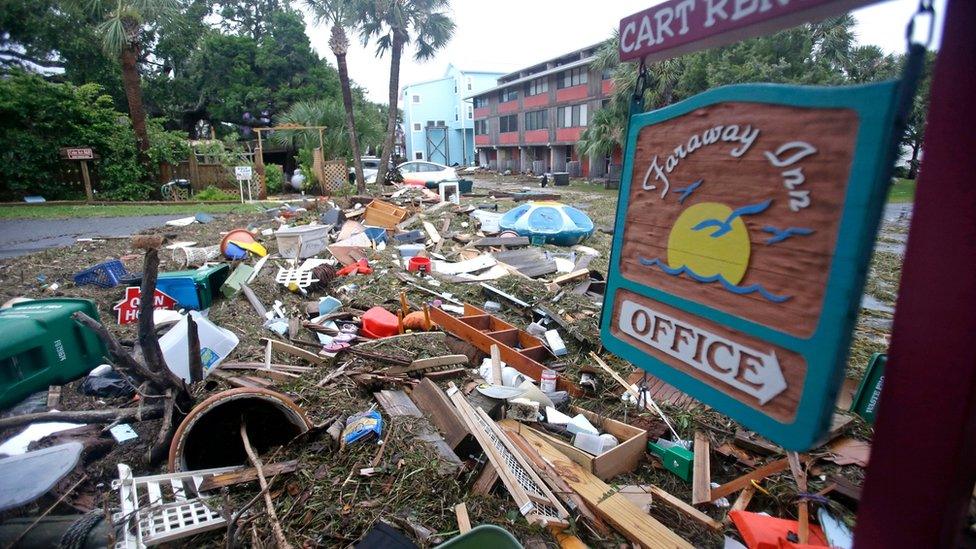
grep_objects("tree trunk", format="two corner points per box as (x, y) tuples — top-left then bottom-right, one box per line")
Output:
(120, 44), (150, 169)
(376, 30), (405, 187)
(908, 140), (921, 179)
(333, 27), (366, 194)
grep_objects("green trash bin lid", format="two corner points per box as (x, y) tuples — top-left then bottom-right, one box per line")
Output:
(434, 525), (522, 549)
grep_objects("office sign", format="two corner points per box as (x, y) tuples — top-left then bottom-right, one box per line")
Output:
(619, 0), (879, 63)
(601, 81), (901, 448)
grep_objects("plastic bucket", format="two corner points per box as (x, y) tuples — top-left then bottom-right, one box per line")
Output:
(159, 310), (239, 382)
(220, 229), (256, 258)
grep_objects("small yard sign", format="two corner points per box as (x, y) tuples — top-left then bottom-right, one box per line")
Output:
(601, 81), (902, 448)
(113, 287), (178, 324)
(62, 147), (94, 160)
(234, 166), (253, 181)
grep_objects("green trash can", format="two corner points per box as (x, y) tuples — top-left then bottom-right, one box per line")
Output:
(0, 298), (108, 410)
(157, 264), (230, 310)
(434, 525), (522, 549)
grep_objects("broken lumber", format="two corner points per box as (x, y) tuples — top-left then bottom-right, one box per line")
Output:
(454, 503), (471, 534)
(422, 221), (442, 244)
(198, 461), (299, 491)
(472, 236), (530, 248)
(471, 462), (499, 496)
(709, 457), (801, 502)
(408, 378), (469, 448)
(0, 405), (165, 430)
(552, 269), (590, 286)
(502, 420), (692, 548)
(374, 390), (462, 475)
(692, 431), (711, 505)
(261, 338), (326, 365)
(647, 486), (723, 531)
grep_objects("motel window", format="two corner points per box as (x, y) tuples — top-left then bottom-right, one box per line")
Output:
(601, 67), (613, 80)
(466, 77), (473, 91)
(499, 114), (518, 133)
(412, 123), (421, 131)
(499, 88), (518, 103)
(557, 104), (588, 128)
(411, 94), (421, 103)
(467, 105), (473, 119)
(473, 96), (488, 109)
(525, 110), (547, 131)
(558, 67), (588, 89)
(526, 77), (548, 96)
(455, 107), (459, 121)
(454, 80), (458, 93)
(415, 151), (424, 160)
(475, 120), (487, 135)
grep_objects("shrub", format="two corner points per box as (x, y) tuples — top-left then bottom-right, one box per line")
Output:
(265, 164), (284, 195)
(194, 185), (238, 201)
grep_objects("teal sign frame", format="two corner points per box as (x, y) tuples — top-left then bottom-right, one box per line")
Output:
(601, 82), (901, 449)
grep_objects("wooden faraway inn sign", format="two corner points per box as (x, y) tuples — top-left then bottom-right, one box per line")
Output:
(602, 1), (904, 449)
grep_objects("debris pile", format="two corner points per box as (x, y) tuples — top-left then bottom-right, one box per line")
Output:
(0, 182), (883, 547)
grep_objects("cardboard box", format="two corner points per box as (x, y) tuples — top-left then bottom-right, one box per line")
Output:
(512, 406), (647, 480)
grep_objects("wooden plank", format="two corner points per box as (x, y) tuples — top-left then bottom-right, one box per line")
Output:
(409, 378), (469, 449)
(374, 390), (423, 417)
(506, 429), (611, 536)
(423, 221), (442, 244)
(647, 485), (723, 531)
(455, 503), (471, 534)
(471, 462), (499, 495)
(472, 236), (530, 248)
(734, 430), (781, 456)
(198, 461), (299, 491)
(374, 389), (462, 475)
(261, 338), (326, 365)
(502, 420), (692, 548)
(729, 485), (756, 515)
(552, 269), (590, 286)
(46, 386), (61, 409)
(692, 431), (712, 504)
(490, 344), (502, 385)
(708, 457), (797, 502)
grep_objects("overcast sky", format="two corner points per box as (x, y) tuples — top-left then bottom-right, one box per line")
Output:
(303, 0), (945, 104)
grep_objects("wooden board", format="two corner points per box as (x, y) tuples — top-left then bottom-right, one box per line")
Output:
(648, 485), (723, 531)
(501, 420), (692, 548)
(409, 378), (469, 449)
(472, 236), (530, 248)
(198, 461), (299, 491)
(708, 457), (796, 502)
(261, 338), (326, 365)
(373, 390), (462, 474)
(692, 431), (712, 504)
(455, 503), (471, 534)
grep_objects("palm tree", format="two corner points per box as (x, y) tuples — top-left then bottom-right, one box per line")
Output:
(87, 0), (177, 167)
(358, 0), (455, 185)
(307, 0), (368, 193)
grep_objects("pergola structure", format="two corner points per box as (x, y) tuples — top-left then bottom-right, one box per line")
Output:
(253, 124), (327, 199)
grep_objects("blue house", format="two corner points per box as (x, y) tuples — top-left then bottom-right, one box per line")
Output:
(402, 64), (504, 167)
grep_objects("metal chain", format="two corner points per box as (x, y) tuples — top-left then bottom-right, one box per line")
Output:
(906, 0), (936, 49)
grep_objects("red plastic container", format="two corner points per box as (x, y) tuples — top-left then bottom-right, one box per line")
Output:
(361, 307), (399, 339)
(408, 256), (431, 273)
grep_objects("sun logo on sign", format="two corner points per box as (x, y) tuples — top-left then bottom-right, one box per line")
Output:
(639, 179), (813, 304)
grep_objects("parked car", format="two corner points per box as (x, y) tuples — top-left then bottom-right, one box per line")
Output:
(395, 161), (458, 187)
(349, 156), (383, 184)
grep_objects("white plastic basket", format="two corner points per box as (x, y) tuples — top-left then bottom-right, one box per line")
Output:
(275, 224), (330, 259)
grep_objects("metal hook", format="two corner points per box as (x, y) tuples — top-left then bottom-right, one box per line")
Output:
(906, 0), (936, 49)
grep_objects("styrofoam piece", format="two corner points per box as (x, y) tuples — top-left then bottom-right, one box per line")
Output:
(247, 255), (269, 284)
(553, 257), (575, 273)
(110, 423), (139, 443)
(298, 258), (334, 272)
(544, 329), (567, 356)
(566, 414), (599, 437)
(516, 380), (555, 409)
(476, 384), (525, 399)
(573, 245), (599, 257)
(545, 406), (573, 425)
(165, 216), (196, 227)
(433, 254), (497, 275)
(573, 432), (606, 455)
(113, 463), (239, 548)
(0, 422), (83, 455)
(159, 311), (239, 383)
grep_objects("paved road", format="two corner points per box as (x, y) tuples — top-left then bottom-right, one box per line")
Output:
(0, 215), (184, 259)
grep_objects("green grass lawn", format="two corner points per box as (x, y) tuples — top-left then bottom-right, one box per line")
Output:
(0, 202), (266, 219)
(888, 178), (916, 203)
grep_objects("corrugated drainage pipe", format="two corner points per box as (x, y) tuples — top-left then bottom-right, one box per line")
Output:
(167, 387), (312, 472)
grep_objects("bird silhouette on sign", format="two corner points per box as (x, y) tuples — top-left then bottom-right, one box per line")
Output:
(691, 199), (772, 238)
(674, 179), (703, 204)
(762, 225), (815, 245)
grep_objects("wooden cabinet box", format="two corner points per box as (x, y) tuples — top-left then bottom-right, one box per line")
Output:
(363, 200), (408, 229)
(509, 406), (648, 480)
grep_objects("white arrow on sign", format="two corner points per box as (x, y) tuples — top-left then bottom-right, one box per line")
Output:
(618, 299), (787, 405)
